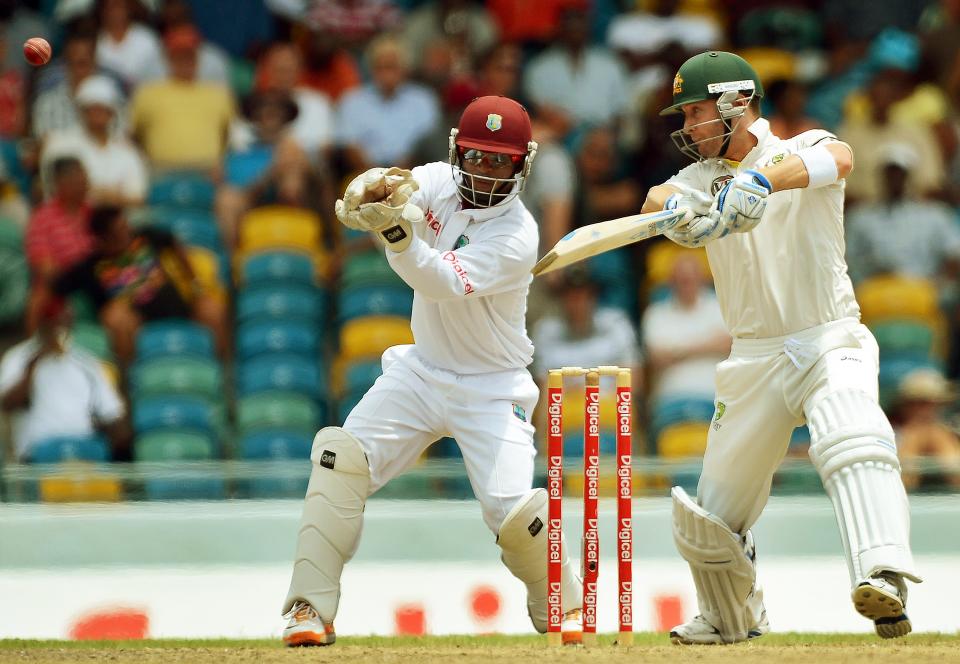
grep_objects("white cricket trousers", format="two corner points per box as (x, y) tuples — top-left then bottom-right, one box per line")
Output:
(698, 317), (888, 533)
(345, 344), (539, 533)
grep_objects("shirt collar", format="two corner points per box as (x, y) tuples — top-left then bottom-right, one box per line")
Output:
(737, 117), (772, 169)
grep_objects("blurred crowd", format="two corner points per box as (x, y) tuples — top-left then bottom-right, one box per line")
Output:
(0, 0), (959, 495)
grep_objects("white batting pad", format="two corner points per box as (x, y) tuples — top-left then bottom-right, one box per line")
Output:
(497, 489), (582, 632)
(807, 390), (922, 585)
(283, 427), (371, 621)
(671, 486), (765, 643)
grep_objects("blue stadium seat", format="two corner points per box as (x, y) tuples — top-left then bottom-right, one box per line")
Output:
(239, 429), (313, 459)
(133, 396), (216, 435)
(148, 172), (215, 209)
(247, 473), (309, 499)
(338, 286), (413, 323)
(241, 251), (316, 287)
(236, 320), (320, 361)
(344, 360), (383, 395)
(878, 353), (942, 407)
(237, 285), (324, 323)
(337, 390), (365, 424)
(146, 208), (221, 252)
(237, 354), (326, 397)
(136, 320), (215, 361)
(144, 474), (227, 500)
(650, 396), (717, 443)
(561, 430), (617, 457)
(27, 435), (109, 463)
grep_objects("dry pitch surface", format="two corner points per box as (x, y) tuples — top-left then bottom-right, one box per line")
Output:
(2, 633), (960, 664)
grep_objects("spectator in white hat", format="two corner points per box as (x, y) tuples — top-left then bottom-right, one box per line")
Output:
(40, 74), (148, 207)
(894, 368), (960, 491)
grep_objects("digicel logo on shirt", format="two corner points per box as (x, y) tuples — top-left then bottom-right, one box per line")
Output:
(426, 209), (442, 237)
(442, 251), (474, 295)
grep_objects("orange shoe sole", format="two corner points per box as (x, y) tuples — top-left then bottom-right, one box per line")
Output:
(284, 630), (335, 647)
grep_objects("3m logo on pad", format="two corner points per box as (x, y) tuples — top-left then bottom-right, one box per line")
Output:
(320, 450), (336, 469)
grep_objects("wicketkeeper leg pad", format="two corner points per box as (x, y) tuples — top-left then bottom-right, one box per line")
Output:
(283, 427), (371, 621)
(807, 389), (922, 585)
(672, 486), (765, 643)
(497, 488), (582, 633)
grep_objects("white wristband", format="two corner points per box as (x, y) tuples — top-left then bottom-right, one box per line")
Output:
(796, 144), (839, 189)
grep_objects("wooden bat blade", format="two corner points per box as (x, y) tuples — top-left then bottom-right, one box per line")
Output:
(532, 207), (688, 277)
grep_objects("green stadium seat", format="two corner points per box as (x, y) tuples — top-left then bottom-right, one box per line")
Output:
(72, 321), (113, 360)
(132, 357), (223, 401)
(237, 391), (320, 435)
(135, 430), (216, 461)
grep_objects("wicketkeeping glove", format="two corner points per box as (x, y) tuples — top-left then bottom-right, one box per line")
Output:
(335, 167), (419, 232)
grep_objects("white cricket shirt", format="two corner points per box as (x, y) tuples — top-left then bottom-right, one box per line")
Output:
(666, 118), (860, 339)
(386, 161), (539, 374)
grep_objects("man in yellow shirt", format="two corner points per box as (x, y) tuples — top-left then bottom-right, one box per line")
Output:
(130, 25), (234, 172)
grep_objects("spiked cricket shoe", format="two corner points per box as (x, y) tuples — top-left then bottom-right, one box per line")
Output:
(283, 601), (336, 647)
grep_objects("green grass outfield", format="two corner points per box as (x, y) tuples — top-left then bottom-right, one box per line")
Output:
(2, 633), (960, 664)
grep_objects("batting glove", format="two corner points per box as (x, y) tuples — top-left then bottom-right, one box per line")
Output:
(713, 170), (771, 233)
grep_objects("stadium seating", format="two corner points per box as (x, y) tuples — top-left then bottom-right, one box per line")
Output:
(239, 206), (321, 254)
(237, 353), (326, 398)
(131, 357), (223, 401)
(135, 430), (217, 461)
(236, 320), (320, 361)
(870, 319), (938, 359)
(27, 435), (110, 463)
(338, 316), (414, 363)
(136, 321), (216, 361)
(240, 251), (317, 287)
(338, 285), (414, 323)
(857, 275), (941, 327)
(71, 321), (113, 361)
(657, 421), (711, 457)
(236, 391), (321, 436)
(239, 430), (313, 460)
(133, 396), (217, 436)
(236, 285), (325, 323)
(650, 396), (717, 447)
(340, 250), (407, 290)
(148, 172), (215, 209)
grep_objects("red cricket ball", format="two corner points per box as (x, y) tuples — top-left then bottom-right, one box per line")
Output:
(23, 37), (52, 67)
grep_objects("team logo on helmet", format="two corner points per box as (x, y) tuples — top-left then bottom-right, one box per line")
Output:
(672, 72), (683, 95)
(485, 113), (503, 132)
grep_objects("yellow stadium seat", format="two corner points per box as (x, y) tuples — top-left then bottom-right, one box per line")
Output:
(187, 246), (222, 289)
(735, 47), (796, 86)
(657, 421), (710, 458)
(856, 275), (942, 327)
(645, 241), (711, 287)
(39, 464), (122, 502)
(339, 316), (414, 363)
(239, 205), (321, 254)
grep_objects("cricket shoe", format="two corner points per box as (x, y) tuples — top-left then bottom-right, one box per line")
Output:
(670, 612), (769, 645)
(561, 608), (583, 645)
(853, 572), (911, 638)
(282, 601), (336, 647)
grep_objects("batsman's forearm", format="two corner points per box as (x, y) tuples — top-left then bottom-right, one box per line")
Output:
(753, 143), (853, 192)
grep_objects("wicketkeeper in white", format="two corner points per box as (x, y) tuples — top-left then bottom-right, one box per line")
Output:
(281, 96), (583, 646)
(640, 51), (922, 644)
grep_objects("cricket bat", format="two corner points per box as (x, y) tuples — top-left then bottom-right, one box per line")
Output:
(531, 207), (689, 277)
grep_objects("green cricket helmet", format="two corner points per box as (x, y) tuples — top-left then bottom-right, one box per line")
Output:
(661, 51), (764, 161)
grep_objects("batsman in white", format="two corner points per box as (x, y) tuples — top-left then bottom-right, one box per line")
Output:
(639, 51), (923, 644)
(281, 96), (583, 646)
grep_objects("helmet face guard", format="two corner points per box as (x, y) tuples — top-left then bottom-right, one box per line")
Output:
(669, 86), (756, 162)
(448, 128), (538, 208)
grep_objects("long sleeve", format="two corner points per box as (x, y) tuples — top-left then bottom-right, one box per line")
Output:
(387, 229), (535, 301)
